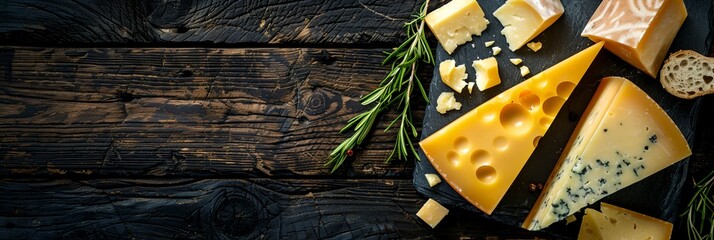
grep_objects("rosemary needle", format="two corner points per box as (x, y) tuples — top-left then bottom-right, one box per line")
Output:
(326, 0), (433, 172)
(682, 170), (714, 240)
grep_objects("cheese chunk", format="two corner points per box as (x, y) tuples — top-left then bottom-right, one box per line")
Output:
(485, 41), (495, 47)
(425, 0), (490, 54)
(420, 42), (603, 215)
(492, 46), (502, 56)
(494, 0), (564, 51)
(520, 66), (530, 76)
(581, 0), (687, 78)
(578, 203), (673, 240)
(522, 77), (691, 231)
(527, 42), (542, 52)
(510, 58), (523, 65)
(440, 59), (468, 93)
(436, 92), (462, 114)
(472, 57), (501, 91)
(467, 82), (476, 94)
(416, 199), (449, 228)
(425, 173), (442, 187)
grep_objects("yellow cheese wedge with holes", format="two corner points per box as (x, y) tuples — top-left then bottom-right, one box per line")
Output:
(578, 203), (673, 240)
(420, 42), (604, 215)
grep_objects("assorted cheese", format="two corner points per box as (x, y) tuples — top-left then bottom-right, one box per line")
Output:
(439, 59), (468, 93)
(420, 42), (603, 215)
(436, 92), (462, 114)
(494, 0), (564, 51)
(425, 0), (489, 54)
(522, 77), (691, 231)
(472, 57), (502, 91)
(416, 199), (450, 228)
(578, 203), (673, 240)
(581, 0), (687, 78)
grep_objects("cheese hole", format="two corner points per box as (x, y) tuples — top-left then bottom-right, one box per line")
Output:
(519, 90), (540, 111)
(454, 137), (470, 153)
(609, 218), (617, 224)
(499, 103), (533, 134)
(493, 136), (508, 151)
(448, 151), (460, 166)
(470, 150), (491, 166)
(533, 136), (542, 147)
(557, 81), (576, 97)
(476, 165), (497, 184)
(539, 117), (551, 128)
(542, 96), (565, 117)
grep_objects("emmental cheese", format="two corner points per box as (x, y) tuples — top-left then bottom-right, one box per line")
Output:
(578, 203), (673, 240)
(522, 77), (691, 231)
(425, 0), (489, 54)
(581, 0), (687, 78)
(420, 42), (604, 215)
(493, 0), (564, 51)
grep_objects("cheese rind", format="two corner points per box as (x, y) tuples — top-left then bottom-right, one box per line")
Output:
(472, 57), (501, 91)
(522, 77), (692, 231)
(581, 0), (687, 78)
(420, 42), (603, 215)
(416, 199), (449, 228)
(425, 0), (490, 54)
(439, 59), (468, 93)
(578, 203), (673, 240)
(494, 0), (564, 51)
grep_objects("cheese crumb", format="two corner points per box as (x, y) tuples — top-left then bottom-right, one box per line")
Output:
(439, 60), (468, 93)
(520, 65), (530, 76)
(492, 46), (502, 56)
(509, 58), (522, 65)
(565, 215), (577, 225)
(527, 42), (543, 52)
(425, 173), (442, 187)
(467, 82), (475, 94)
(416, 199), (449, 228)
(484, 41), (495, 47)
(436, 92), (462, 114)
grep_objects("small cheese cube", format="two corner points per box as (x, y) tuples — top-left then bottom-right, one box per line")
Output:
(425, 173), (442, 187)
(527, 42), (542, 52)
(494, 0), (564, 51)
(520, 65), (530, 76)
(510, 58), (523, 65)
(416, 199), (449, 228)
(425, 0), (490, 54)
(492, 46), (502, 56)
(472, 57), (501, 91)
(578, 203), (673, 240)
(581, 0), (687, 77)
(435, 92), (462, 114)
(439, 59), (468, 93)
(484, 41), (495, 47)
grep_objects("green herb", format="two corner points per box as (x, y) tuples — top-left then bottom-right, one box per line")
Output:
(682, 170), (713, 240)
(326, 0), (433, 172)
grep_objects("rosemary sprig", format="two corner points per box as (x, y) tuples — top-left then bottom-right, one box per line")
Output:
(682, 170), (714, 240)
(326, 0), (433, 172)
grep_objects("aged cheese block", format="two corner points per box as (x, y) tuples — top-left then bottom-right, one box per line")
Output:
(439, 59), (468, 93)
(420, 42), (603, 215)
(425, 0), (489, 54)
(472, 57), (501, 91)
(578, 203), (673, 240)
(416, 199), (449, 228)
(581, 0), (687, 78)
(493, 0), (564, 51)
(522, 77), (691, 231)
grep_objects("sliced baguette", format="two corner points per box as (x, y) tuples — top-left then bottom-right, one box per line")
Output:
(660, 50), (714, 99)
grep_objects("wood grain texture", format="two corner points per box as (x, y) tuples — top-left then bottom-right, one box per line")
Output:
(0, 178), (549, 239)
(0, 47), (428, 177)
(0, 0), (430, 46)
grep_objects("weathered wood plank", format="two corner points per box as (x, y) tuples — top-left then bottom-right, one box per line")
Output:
(0, 178), (549, 239)
(0, 47), (429, 177)
(0, 0), (429, 46)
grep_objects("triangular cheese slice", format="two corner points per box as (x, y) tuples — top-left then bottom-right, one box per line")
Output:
(522, 77), (691, 230)
(420, 42), (604, 215)
(578, 203), (673, 240)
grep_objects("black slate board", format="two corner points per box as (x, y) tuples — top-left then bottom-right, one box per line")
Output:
(414, 0), (713, 238)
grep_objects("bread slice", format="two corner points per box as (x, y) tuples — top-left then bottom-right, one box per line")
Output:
(660, 50), (714, 99)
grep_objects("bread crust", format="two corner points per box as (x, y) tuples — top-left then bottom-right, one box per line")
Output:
(659, 50), (714, 99)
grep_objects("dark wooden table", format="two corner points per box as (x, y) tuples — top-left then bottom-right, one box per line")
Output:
(0, 1), (712, 239)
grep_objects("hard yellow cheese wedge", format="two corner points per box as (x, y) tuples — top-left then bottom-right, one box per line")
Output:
(581, 0), (687, 78)
(420, 42), (604, 215)
(425, 0), (489, 54)
(523, 77), (691, 231)
(578, 203), (673, 240)
(494, 0), (564, 51)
